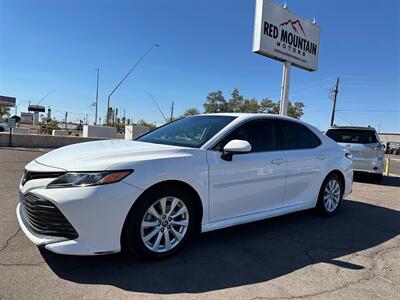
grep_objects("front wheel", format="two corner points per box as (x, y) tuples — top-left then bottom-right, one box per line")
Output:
(123, 187), (196, 259)
(316, 173), (343, 216)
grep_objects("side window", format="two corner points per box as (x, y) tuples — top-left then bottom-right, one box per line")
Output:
(213, 120), (276, 152)
(277, 121), (321, 150)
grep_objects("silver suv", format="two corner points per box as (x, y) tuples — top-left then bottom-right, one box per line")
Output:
(326, 126), (384, 182)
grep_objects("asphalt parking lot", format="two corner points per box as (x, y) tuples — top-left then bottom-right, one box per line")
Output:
(1, 148), (399, 300)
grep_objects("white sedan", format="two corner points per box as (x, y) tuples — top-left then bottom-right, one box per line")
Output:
(17, 113), (353, 259)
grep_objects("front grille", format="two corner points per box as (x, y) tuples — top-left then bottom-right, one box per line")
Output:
(21, 193), (78, 239)
(22, 170), (65, 186)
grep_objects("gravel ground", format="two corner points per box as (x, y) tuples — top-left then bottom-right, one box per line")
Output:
(1, 148), (399, 300)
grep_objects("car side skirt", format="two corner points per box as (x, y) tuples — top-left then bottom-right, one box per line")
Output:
(201, 202), (316, 233)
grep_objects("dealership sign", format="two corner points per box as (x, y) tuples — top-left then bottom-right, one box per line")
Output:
(0, 95), (16, 106)
(253, 0), (320, 71)
(21, 112), (33, 125)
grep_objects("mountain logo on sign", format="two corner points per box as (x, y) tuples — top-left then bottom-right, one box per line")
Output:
(279, 19), (306, 37)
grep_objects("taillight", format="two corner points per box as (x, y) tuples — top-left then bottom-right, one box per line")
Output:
(345, 152), (353, 160)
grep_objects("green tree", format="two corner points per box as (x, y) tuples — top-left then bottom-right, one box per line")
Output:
(287, 101), (304, 119)
(203, 90), (227, 113)
(259, 98), (278, 114)
(183, 108), (200, 116)
(227, 88), (245, 112)
(259, 98), (304, 119)
(136, 119), (157, 130)
(0, 104), (10, 120)
(10, 115), (21, 123)
(242, 98), (260, 113)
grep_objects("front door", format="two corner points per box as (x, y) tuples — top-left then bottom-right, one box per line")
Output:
(207, 119), (287, 222)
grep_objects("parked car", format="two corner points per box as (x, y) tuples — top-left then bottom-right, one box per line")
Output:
(0, 122), (7, 132)
(325, 126), (384, 182)
(387, 143), (400, 155)
(17, 114), (353, 259)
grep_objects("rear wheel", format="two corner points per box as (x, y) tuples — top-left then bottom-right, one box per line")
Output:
(124, 187), (196, 259)
(316, 173), (343, 216)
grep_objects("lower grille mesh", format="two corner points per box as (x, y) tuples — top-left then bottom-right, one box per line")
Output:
(21, 193), (78, 239)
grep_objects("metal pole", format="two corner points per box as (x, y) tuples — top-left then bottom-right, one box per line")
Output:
(95, 68), (99, 125)
(170, 101), (174, 122)
(8, 128), (12, 147)
(106, 43), (160, 125)
(279, 61), (291, 116)
(330, 77), (340, 126)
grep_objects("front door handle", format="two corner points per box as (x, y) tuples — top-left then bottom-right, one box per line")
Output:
(317, 155), (327, 160)
(271, 159), (285, 165)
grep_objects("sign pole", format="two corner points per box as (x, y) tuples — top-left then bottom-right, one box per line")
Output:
(8, 128), (12, 147)
(279, 61), (291, 116)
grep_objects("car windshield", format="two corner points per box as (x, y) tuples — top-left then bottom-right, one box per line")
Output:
(326, 129), (378, 144)
(137, 115), (236, 148)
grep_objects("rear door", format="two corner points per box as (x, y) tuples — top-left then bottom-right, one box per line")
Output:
(276, 120), (325, 207)
(207, 119), (287, 222)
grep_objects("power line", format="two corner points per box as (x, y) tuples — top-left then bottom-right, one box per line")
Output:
(337, 109), (400, 113)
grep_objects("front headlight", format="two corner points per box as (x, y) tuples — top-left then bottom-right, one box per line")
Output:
(47, 170), (133, 188)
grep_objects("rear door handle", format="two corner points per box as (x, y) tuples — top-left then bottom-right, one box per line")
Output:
(271, 159), (285, 165)
(317, 155), (327, 160)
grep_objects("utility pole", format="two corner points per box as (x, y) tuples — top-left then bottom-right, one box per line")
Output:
(95, 68), (99, 125)
(330, 77), (340, 126)
(170, 101), (174, 122)
(64, 112), (68, 130)
(123, 108), (126, 124)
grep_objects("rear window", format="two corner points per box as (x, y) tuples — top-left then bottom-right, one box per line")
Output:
(326, 129), (378, 144)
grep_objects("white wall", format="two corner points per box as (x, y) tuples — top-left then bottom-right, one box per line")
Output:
(12, 127), (31, 134)
(379, 133), (400, 145)
(83, 125), (116, 138)
(125, 125), (150, 140)
(52, 130), (69, 136)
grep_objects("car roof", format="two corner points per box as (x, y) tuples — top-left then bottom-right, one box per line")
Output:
(196, 112), (300, 122)
(327, 126), (377, 131)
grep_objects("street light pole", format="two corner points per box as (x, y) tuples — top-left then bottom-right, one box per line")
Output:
(106, 43), (160, 125)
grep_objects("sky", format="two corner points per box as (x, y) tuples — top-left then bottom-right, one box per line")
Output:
(1, 0), (399, 131)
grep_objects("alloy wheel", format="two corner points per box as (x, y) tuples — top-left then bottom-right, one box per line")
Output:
(140, 197), (189, 253)
(323, 179), (341, 212)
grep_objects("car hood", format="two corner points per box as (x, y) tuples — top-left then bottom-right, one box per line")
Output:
(33, 139), (185, 171)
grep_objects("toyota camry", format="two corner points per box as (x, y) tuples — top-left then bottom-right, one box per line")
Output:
(17, 114), (353, 259)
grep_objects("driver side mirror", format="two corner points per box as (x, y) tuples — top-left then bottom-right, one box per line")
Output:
(221, 139), (252, 161)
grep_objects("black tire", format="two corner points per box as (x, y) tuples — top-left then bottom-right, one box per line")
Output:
(123, 186), (197, 260)
(316, 173), (343, 217)
(0, 127), (4, 132)
(370, 173), (383, 183)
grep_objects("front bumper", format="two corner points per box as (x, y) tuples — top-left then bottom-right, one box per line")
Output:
(17, 181), (143, 255)
(352, 157), (384, 174)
